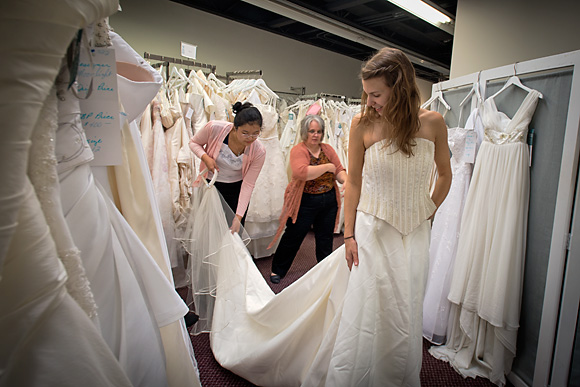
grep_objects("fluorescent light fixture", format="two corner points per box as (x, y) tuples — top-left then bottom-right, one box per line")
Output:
(387, 0), (454, 34)
(241, 0), (450, 75)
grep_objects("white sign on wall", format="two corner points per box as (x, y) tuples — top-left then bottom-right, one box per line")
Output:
(181, 41), (197, 60)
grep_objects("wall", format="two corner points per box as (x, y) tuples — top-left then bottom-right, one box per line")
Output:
(110, 0), (435, 103)
(451, 0), (580, 78)
(111, 0), (366, 98)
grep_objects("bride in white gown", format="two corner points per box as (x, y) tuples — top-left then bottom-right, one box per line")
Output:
(189, 47), (451, 386)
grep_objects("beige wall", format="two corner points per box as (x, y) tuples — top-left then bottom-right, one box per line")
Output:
(111, 0), (366, 98)
(110, 0), (435, 103)
(416, 78), (434, 104)
(451, 0), (580, 78)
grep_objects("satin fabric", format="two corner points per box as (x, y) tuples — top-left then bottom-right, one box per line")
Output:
(204, 200), (430, 386)
(0, 0), (135, 385)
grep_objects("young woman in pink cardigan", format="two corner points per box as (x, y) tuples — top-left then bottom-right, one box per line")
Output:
(268, 115), (347, 283)
(189, 102), (266, 233)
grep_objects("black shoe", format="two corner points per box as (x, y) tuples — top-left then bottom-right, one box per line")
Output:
(184, 312), (199, 327)
(270, 274), (281, 284)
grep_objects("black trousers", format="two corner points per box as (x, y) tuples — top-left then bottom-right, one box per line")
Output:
(271, 188), (338, 277)
(212, 180), (246, 225)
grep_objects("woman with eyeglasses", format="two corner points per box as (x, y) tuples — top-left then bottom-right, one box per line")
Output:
(189, 102), (265, 233)
(268, 114), (347, 284)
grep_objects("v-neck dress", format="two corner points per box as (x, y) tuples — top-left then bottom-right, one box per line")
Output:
(430, 90), (541, 386)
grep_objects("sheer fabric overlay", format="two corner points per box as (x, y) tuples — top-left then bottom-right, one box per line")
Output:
(178, 170), (250, 334)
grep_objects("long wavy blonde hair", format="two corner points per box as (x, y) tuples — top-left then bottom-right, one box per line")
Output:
(359, 47), (421, 156)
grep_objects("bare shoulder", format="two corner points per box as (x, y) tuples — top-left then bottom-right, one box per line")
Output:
(418, 108), (446, 141)
(419, 108), (445, 126)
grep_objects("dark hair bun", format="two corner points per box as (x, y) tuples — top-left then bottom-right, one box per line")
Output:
(232, 101), (253, 115)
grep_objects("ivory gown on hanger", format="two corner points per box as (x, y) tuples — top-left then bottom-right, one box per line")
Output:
(423, 105), (483, 344)
(55, 36), (195, 387)
(191, 138), (436, 386)
(430, 90), (541, 387)
(245, 103), (287, 257)
(0, 0), (133, 385)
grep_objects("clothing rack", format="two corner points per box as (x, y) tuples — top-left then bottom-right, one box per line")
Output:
(298, 92), (346, 101)
(274, 86), (306, 96)
(226, 70), (263, 83)
(143, 52), (217, 80)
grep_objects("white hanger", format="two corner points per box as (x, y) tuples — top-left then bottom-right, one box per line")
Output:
(421, 85), (451, 111)
(459, 74), (483, 107)
(489, 63), (543, 99)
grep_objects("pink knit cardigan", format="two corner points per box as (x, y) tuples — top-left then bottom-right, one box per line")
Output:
(268, 142), (345, 249)
(189, 120), (266, 217)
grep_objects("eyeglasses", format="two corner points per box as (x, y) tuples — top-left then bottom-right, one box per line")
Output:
(241, 132), (260, 139)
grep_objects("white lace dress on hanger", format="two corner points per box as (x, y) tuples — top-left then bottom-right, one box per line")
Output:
(245, 104), (287, 257)
(423, 106), (483, 344)
(430, 90), (541, 387)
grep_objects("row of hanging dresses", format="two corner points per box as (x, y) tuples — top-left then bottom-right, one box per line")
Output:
(108, 31), (202, 386)
(423, 91), (485, 344)
(139, 67), (232, 285)
(430, 89), (541, 386)
(1, 1), (144, 386)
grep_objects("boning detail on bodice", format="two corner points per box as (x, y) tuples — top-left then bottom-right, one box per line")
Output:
(358, 138), (436, 235)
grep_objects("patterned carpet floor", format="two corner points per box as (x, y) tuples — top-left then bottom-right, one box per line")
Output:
(187, 232), (504, 386)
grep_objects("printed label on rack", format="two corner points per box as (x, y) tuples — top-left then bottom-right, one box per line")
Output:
(77, 46), (122, 166)
(463, 131), (477, 164)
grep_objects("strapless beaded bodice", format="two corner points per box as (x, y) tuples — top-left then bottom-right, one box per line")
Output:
(358, 138), (436, 235)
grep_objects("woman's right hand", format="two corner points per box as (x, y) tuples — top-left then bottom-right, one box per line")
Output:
(345, 237), (359, 270)
(201, 154), (218, 173)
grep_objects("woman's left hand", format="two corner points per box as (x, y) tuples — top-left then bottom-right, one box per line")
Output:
(230, 215), (243, 234)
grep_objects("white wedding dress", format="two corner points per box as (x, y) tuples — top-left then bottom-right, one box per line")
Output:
(189, 139), (435, 386)
(423, 107), (483, 344)
(430, 90), (541, 386)
(55, 31), (196, 387)
(245, 103), (287, 257)
(0, 0), (134, 386)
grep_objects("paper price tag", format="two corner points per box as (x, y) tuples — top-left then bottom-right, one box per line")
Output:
(463, 131), (477, 164)
(186, 107), (194, 119)
(77, 47), (122, 166)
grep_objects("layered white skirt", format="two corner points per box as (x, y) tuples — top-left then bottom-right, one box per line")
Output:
(195, 181), (431, 386)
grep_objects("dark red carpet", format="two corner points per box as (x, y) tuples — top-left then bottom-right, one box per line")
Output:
(186, 232), (504, 386)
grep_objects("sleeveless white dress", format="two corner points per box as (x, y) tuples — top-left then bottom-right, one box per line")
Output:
(430, 91), (541, 387)
(423, 107), (483, 344)
(197, 138), (435, 386)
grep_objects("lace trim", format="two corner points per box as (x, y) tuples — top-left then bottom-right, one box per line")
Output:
(484, 128), (526, 145)
(59, 248), (99, 318)
(28, 82), (98, 319)
(93, 18), (112, 47)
